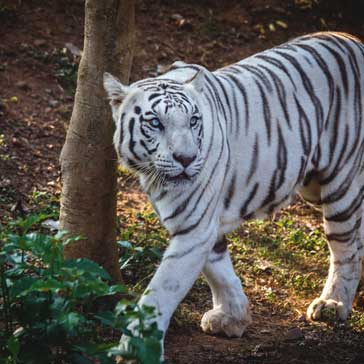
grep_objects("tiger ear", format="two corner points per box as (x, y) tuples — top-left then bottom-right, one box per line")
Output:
(103, 72), (129, 108)
(185, 70), (204, 93)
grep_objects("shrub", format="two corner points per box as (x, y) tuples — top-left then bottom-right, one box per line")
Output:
(0, 216), (162, 364)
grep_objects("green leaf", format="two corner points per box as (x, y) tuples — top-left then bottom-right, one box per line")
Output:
(6, 335), (20, 357)
(129, 336), (162, 364)
(9, 276), (38, 297)
(95, 311), (116, 327)
(59, 312), (86, 333)
(64, 259), (111, 280)
(107, 284), (127, 295)
(68, 353), (94, 364)
(27, 278), (67, 293)
(117, 240), (132, 249)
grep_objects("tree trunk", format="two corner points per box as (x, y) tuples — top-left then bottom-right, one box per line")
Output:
(59, 0), (135, 282)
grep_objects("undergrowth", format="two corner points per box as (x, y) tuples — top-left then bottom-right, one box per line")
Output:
(0, 215), (162, 364)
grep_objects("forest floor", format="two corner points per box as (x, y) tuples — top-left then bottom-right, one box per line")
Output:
(1, 0), (364, 363)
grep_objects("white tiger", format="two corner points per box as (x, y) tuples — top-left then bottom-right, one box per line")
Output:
(104, 32), (364, 354)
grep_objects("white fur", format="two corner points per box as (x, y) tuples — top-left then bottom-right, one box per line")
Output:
(104, 32), (364, 356)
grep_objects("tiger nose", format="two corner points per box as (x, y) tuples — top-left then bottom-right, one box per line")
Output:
(172, 152), (196, 168)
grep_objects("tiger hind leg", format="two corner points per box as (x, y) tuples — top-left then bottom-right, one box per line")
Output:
(201, 236), (251, 337)
(307, 180), (362, 321)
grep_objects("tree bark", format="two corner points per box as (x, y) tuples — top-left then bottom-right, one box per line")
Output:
(59, 0), (135, 282)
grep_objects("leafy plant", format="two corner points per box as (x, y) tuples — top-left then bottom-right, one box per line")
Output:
(117, 209), (166, 290)
(0, 215), (162, 364)
(29, 191), (60, 220)
(118, 240), (161, 272)
(53, 48), (78, 93)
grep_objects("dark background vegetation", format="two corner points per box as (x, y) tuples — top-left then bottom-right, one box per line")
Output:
(1, 0), (364, 363)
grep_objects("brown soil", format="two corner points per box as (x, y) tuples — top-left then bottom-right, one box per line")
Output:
(1, 1), (364, 363)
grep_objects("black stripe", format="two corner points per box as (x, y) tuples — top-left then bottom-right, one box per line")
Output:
(235, 64), (273, 93)
(151, 98), (162, 111)
(317, 42), (349, 98)
(261, 170), (279, 208)
(293, 94), (312, 156)
(326, 219), (361, 242)
(240, 183), (259, 218)
(325, 190), (364, 222)
(128, 117), (141, 161)
(224, 73), (249, 135)
(259, 64), (292, 130)
(171, 197), (215, 237)
(256, 81), (272, 145)
(328, 87), (342, 161)
(320, 124), (350, 185)
(247, 133), (259, 184)
(119, 112), (125, 148)
(213, 236), (228, 254)
(295, 43), (335, 124)
(218, 74), (240, 135)
(254, 54), (298, 91)
(224, 173), (236, 209)
(140, 140), (158, 155)
(276, 123), (287, 189)
(275, 49), (324, 136)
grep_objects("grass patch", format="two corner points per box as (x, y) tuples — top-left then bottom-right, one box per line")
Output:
(229, 212), (328, 302)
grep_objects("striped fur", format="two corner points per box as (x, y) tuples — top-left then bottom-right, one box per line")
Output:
(104, 32), (364, 351)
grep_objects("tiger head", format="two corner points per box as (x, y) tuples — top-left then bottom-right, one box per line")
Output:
(104, 70), (206, 190)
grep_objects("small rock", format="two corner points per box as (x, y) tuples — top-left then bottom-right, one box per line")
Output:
(252, 343), (271, 357)
(48, 99), (59, 108)
(257, 260), (272, 273)
(176, 18), (193, 30)
(285, 327), (304, 341)
(12, 137), (21, 147)
(42, 219), (59, 231)
(34, 39), (46, 47)
(56, 84), (65, 95)
(171, 13), (183, 21)
(260, 329), (271, 334)
(65, 42), (82, 57)
(10, 200), (29, 216)
(16, 81), (31, 90)
(0, 178), (11, 187)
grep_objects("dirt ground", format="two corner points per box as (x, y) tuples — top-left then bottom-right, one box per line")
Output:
(1, 0), (364, 363)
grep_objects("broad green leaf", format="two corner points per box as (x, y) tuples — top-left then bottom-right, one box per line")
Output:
(64, 259), (111, 280)
(6, 335), (20, 357)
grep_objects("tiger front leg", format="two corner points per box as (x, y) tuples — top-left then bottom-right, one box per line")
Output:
(307, 191), (362, 321)
(201, 236), (251, 338)
(118, 226), (218, 356)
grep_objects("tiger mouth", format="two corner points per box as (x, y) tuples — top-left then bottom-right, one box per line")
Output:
(166, 172), (192, 182)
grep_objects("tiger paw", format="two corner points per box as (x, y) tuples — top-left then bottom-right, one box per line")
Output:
(307, 297), (350, 321)
(201, 307), (251, 338)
